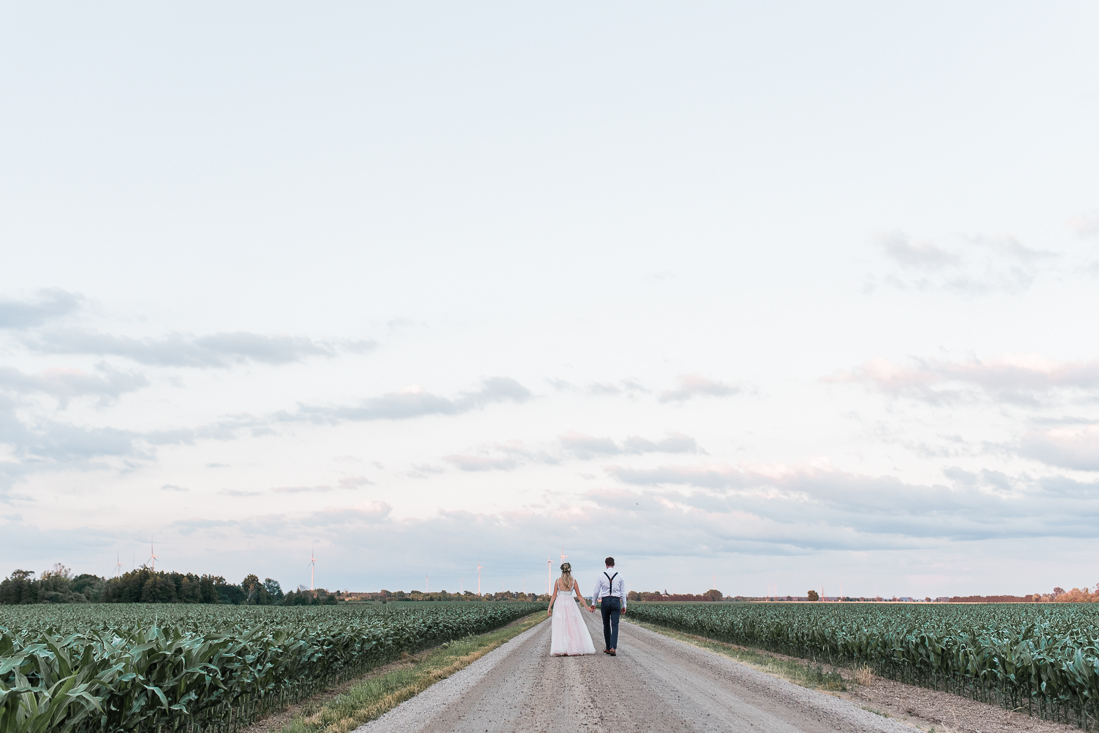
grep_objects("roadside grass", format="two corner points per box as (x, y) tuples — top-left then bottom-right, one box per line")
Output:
(628, 619), (847, 692)
(276, 612), (545, 733)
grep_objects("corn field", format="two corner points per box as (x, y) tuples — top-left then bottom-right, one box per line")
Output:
(630, 602), (1099, 729)
(0, 602), (540, 732)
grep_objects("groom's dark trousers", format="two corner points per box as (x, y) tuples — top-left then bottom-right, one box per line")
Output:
(600, 596), (622, 650)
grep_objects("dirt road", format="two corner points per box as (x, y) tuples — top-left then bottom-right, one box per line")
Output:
(355, 610), (914, 733)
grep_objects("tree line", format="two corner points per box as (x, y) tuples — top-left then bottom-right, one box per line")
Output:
(627, 589), (725, 602)
(0, 564), (340, 606)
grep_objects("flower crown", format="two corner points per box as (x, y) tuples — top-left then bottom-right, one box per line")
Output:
(560, 562), (572, 573)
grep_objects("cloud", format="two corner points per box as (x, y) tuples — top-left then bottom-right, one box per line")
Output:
(974, 235), (1057, 264)
(872, 231), (1055, 295)
(0, 364), (148, 405)
(443, 454), (520, 472)
(830, 354), (1099, 406)
(1017, 426), (1099, 471)
(294, 377), (531, 424)
(1070, 212), (1099, 239)
(272, 476), (373, 493)
(25, 330), (376, 368)
(408, 463), (445, 479)
(880, 233), (960, 270)
(546, 377), (648, 396)
(0, 396), (139, 464)
(299, 501), (392, 527)
(559, 432), (620, 458)
(602, 460), (1099, 543)
(658, 374), (739, 403)
(442, 440), (545, 472)
(1, 290), (374, 371)
(272, 485), (336, 494)
(559, 431), (703, 459)
(338, 476), (374, 488)
(160, 484), (188, 492)
(0, 396), (151, 496)
(0, 289), (82, 330)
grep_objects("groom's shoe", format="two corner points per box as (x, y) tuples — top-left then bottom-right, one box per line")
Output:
(603, 648), (611, 654)
(608, 649), (617, 656)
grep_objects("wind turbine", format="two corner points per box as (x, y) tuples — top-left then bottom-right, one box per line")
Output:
(148, 540), (158, 571)
(309, 544), (317, 591)
(477, 561), (482, 596)
(426, 575), (429, 593)
(546, 555), (551, 595)
(114, 553), (123, 578)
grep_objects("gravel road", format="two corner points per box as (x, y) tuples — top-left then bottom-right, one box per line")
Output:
(355, 610), (915, 733)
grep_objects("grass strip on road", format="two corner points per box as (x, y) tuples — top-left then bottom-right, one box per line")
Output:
(628, 619), (847, 692)
(278, 611), (545, 733)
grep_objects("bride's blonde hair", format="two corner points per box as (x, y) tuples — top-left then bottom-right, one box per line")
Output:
(559, 562), (573, 590)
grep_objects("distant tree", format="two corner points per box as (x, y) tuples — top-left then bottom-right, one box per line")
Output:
(264, 578), (284, 603)
(218, 583), (246, 605)
(140, 575), (177, 603)
(72, 574), (103, 601)
(807, 590), (820, 602)
(704, 589), (723, 601)
(0, 570), (38, 605)
(178, 577), (201, 603)
(196, 575), (218, 603)
(41, 563), (73, 581)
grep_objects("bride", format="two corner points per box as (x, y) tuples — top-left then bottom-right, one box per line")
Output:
(547, 562), (596, 656)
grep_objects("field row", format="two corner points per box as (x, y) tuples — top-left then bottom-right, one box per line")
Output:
(0, 602), (541, 733)
(630, 602), (1099, 729)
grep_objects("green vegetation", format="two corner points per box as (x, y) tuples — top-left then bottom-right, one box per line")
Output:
(629, 602), (1099, 729)
(0, 565), (323, 606)
(0, 601), (541, 732)
(279, 612), (543, 733)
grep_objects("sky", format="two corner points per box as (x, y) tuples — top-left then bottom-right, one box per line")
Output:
(2, 2), (1098, 599)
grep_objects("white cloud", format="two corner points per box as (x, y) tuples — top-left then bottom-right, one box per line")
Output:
(1017, 426), (1099, 472)
(292, 377), (532, 423)
(658, 374), (740, 403)
(1070, 212), (1099, 239)
(559, 431), (703, 459)
(604, 460), (1099, 542)
(830, 354), (1099, 406)
(880, 232), (960, 270)
(0, 290), (82, 330)
(25, 330), (375, 368)
(0, 364), (148, 405)
(872, 232), (1057, 295)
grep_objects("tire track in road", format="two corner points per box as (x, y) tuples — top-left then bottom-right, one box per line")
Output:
(356, 610), (914, 733)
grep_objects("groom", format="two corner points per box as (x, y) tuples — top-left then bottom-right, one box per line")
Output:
(589, 556), (626, 656)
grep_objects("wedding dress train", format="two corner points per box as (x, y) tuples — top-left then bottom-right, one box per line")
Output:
(550, 585), (597, 656)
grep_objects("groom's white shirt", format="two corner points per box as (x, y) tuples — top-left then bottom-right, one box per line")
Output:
(591, 568), (626, 610)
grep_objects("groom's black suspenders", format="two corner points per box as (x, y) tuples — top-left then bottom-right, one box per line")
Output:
(604, 572), (618, 601)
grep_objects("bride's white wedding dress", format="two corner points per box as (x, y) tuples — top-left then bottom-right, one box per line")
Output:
(550, 584), (596, 656)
